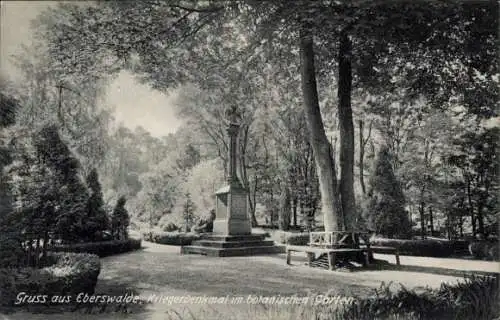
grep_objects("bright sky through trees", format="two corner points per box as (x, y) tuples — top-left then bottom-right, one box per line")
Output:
(0, 1), (182, 137)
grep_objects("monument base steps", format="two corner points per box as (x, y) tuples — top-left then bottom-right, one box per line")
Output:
(181, 234), (285, 257)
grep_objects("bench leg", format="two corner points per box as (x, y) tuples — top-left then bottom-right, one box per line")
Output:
(327, 252), (336, 270)
(395, 251), (400, 266)
(286, 250), (291, 265)
(307, 252), (315, 265)
(364, 250), (370, 266)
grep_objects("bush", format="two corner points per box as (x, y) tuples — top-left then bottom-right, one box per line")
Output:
(50, 239), (141, 257)
(449, 239), (470, 255)
(0, 252), (100, 306)
(162, 222), (178, 232)
(469, 240), (499, 261)
(147, 231), (201, 246)
(488, 245), (499, 261)
(369, 238), (454, 257)
(334, 275), (499, 320)
(111, 196), (129, 240)
(363, 147), (411, 239)
(277, 231), (310, 246)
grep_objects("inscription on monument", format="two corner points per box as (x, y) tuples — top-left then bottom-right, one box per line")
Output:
(230, 193), (247, 220)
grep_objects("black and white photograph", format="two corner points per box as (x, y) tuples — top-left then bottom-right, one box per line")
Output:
(0, 1), (498, 319)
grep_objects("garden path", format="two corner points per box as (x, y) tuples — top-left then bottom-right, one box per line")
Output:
(4, 240), (495, 320)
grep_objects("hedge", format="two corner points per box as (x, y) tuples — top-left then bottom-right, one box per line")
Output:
(368, 238), (456, 257)
(276, 231), (310, 246)
(0, 252), (100, 306)
(50, 239), (142, 257)
(143, 231), (202, 245)
(271, 233), (475, 258)
(449, 239), (470, 255)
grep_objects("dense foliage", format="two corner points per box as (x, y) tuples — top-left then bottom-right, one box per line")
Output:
(334, 276), (499, 320)
(111, 196), (130, 240)
(364, 148), (411, 239)
(143, 231), (201, 246)
(0, 0), (497, 267)
(25, 0), (496, 239)
(85, 168), (110, 241)
(0, 252), (100, 307)
(50, 239), (142, 257)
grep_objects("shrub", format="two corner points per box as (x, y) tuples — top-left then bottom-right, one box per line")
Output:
(182, 193), (196, 232)
(369, 238), (454, 257)
(449, 239), (470, 255)
(0, 252), (100, 306)
(488, 245), (499, 261)
(142, 231), (154, 242)
(111, 196), (129, 240)
(50, 239), (141, 257)
(277, 231), (310, 246)
(0, 228), (25, 268)
(145, 276), (499, 320)
(162, 222), (178, 232)
(469, 240), (499, 261)
(148, 231), (201, 246)
(363, 147), (411, 239)
(84, 168), (109, 241)
(32, 125), (90, 243)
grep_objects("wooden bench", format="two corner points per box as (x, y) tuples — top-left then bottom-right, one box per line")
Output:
(286, 245), (369, 270)
(309, 231), (369, 248)
(360, 245), (400, 266)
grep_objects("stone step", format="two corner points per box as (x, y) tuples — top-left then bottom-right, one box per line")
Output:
(192, 239), (275, 248)
(181, 245), (285, 257)
(201, 234), (266, 242)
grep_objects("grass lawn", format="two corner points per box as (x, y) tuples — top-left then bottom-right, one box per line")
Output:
(1, 240), (483, 320)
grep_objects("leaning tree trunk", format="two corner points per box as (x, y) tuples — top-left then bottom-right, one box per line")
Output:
(299, 24), (343, 232)
(338, 31), (356, 230)
(358, 120), (366, 195)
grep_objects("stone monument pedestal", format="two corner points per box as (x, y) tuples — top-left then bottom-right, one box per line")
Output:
(180, 106), (284, 257)
(181, 182), (284, 257)
(213, 184), (251, 235)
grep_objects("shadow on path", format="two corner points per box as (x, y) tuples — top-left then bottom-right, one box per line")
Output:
(4, 241), (482, 320)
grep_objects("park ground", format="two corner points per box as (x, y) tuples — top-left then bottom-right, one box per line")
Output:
(2, 240), (499, 320)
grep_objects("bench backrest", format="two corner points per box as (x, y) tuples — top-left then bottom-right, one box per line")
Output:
(309, 231), (370, 248)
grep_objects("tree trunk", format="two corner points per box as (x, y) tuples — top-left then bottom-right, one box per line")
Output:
(428, 206), (434, 237)
(445, 210), (451, 240)
(477, 204), (484, 237)
(419, 200), (426, 240)
(299, 200), (304, 227)
(338, 31), (356, 230)
(358, 120), (366, 195)
(278, 186), (291, 231)
(299, 24), (342, 232)
(35, 238), (41, 268)
(42, 229), (49, 264)
(459, 214), (463, 238)
(238, 126), (258, 227)
(466, 176), (476, 237)
(292, 197), (298, 227)
(27, 234), (33, 267)
(247, 192), (258, 227)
